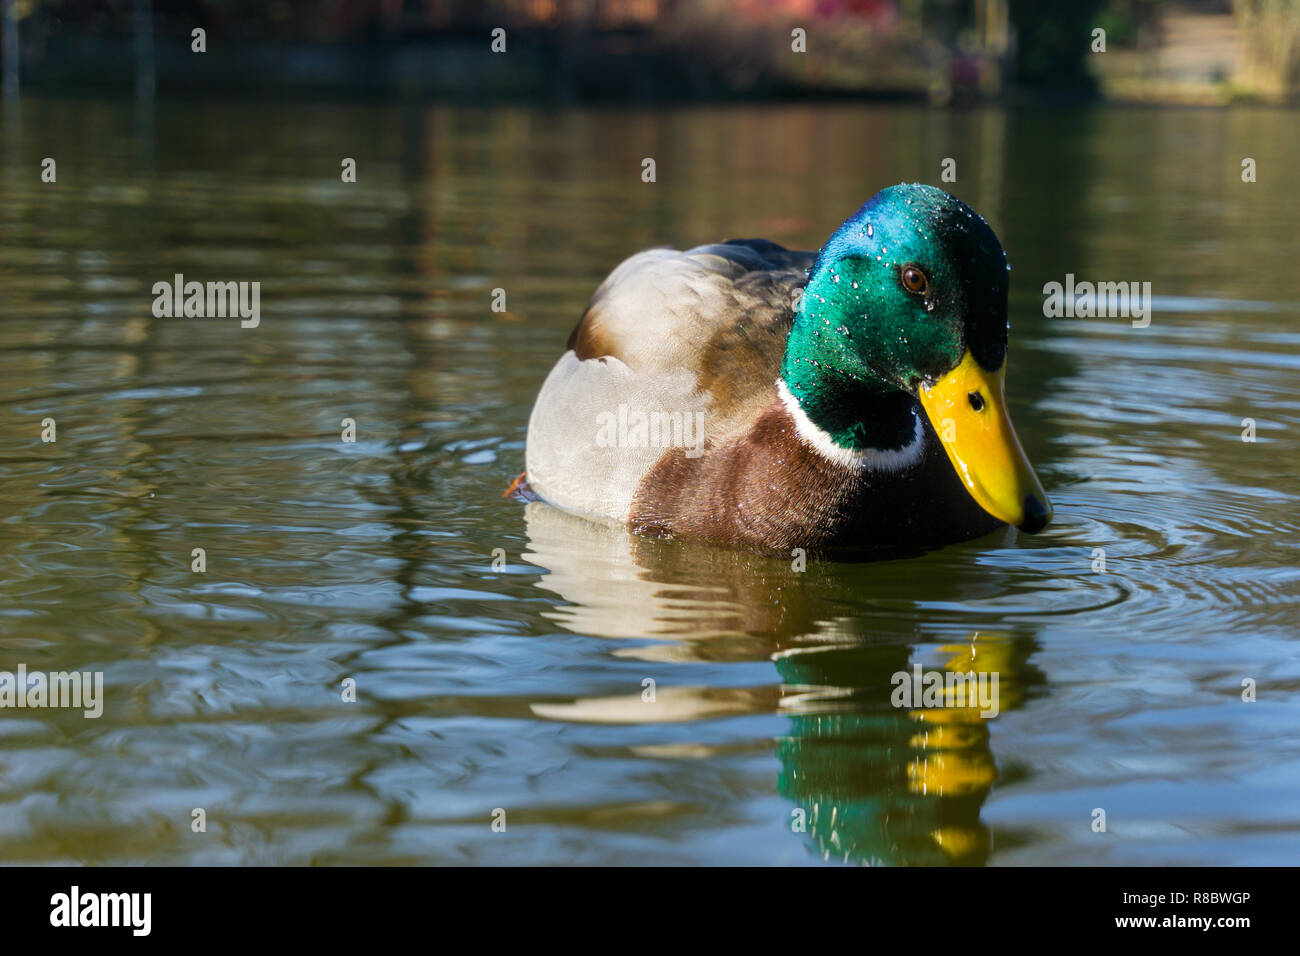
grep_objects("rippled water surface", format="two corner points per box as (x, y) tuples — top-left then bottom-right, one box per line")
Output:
(1, 100), (1297, 865)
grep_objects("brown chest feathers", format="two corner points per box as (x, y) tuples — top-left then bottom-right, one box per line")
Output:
(627, 399), (1002, 553)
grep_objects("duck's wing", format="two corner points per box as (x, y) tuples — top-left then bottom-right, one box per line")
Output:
(568, 238), (814, 433)
(526, 239), (814, 523)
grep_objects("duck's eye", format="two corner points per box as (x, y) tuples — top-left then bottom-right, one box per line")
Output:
(900, 264), (929, 296)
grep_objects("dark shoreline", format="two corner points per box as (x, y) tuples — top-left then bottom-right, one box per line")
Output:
(10, 28), (992, 105)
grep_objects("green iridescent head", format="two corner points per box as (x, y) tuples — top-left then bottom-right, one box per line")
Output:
(783, 183), (1009, 412)
(781, 183), (1051, 534)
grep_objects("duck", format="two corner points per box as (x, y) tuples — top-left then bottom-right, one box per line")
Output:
(518, 183), (1052, 553)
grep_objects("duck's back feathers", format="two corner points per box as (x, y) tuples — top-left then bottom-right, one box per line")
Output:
(527, 240), (814, 526)
(567, 239), (813, 429)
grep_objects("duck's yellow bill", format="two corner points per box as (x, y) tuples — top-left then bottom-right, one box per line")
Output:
(917, 351), (1052, 533)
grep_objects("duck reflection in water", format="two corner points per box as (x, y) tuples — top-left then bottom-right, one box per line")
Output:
(520, 502), (1046, 865)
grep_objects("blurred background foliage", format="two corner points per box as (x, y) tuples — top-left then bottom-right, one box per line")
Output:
(0, 0), (1295, 102)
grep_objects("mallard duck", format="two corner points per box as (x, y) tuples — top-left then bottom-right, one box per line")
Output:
(520, 183), (1051, 552)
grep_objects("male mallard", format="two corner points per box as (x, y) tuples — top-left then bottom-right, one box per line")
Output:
(521, 183), (1051, 552)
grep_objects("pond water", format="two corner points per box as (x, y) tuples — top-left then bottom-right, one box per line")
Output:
(0, 99), (1296, 865)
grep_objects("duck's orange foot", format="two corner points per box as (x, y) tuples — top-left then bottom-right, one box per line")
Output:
(503, 471), (533, 500)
